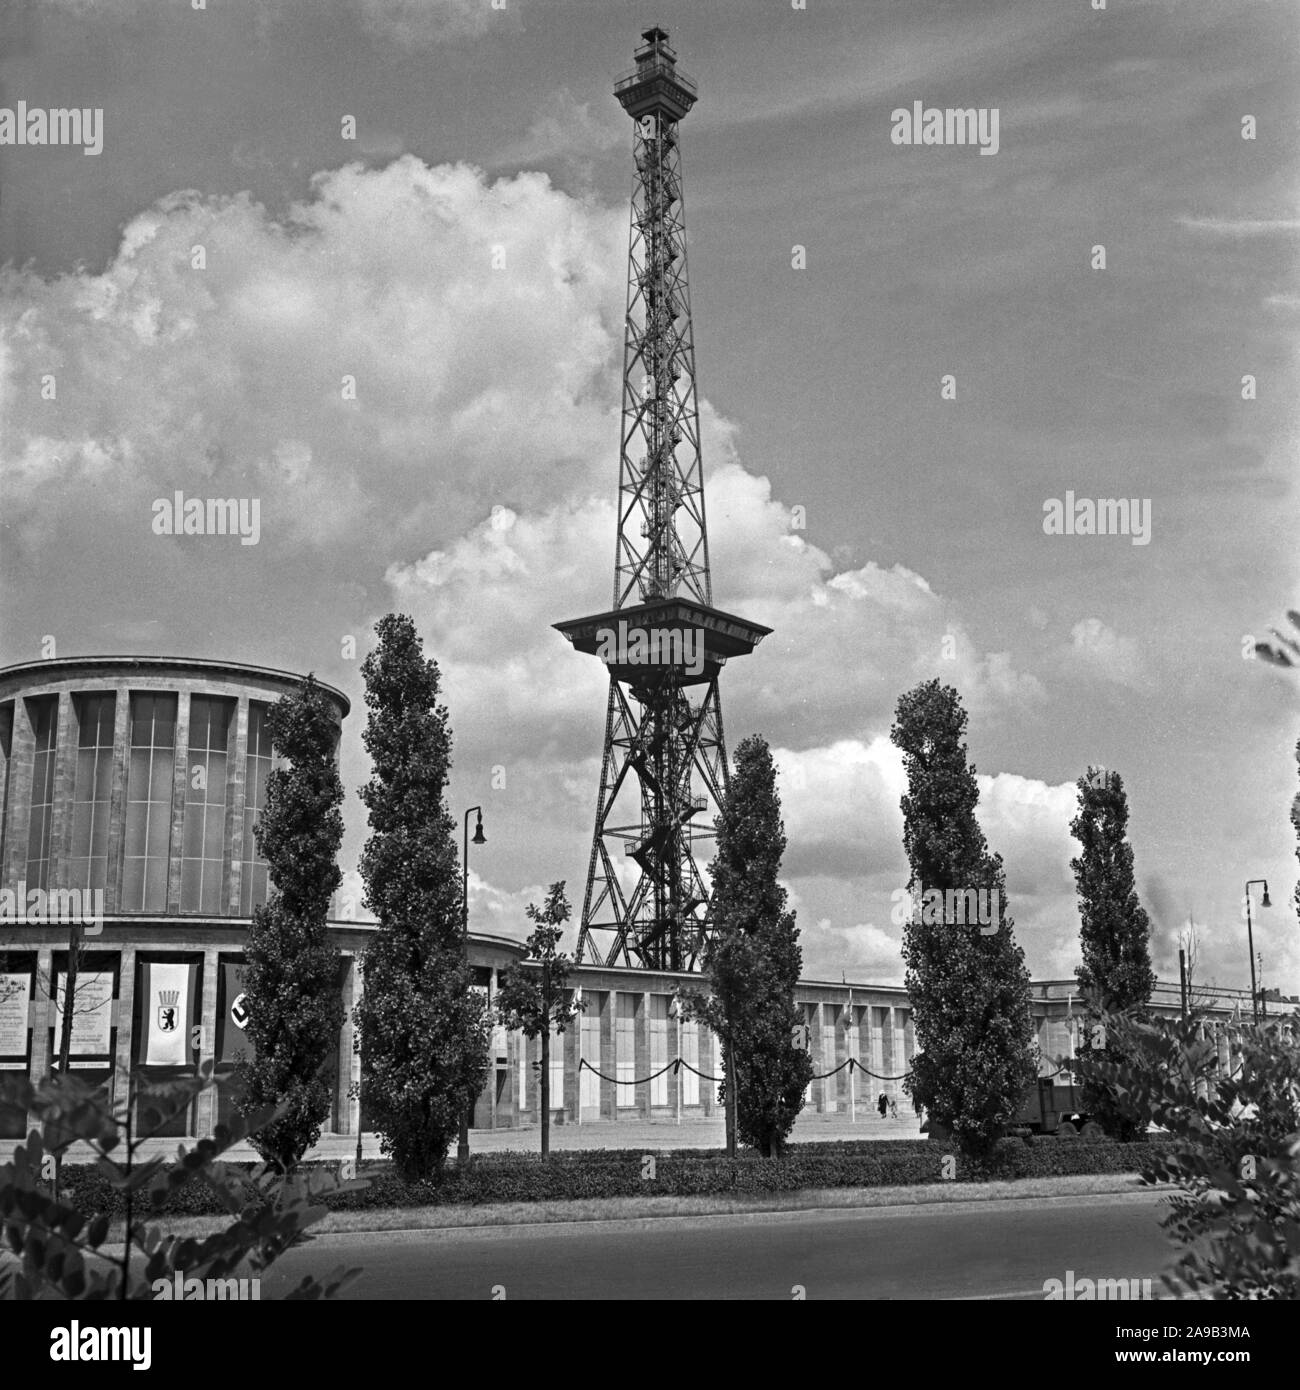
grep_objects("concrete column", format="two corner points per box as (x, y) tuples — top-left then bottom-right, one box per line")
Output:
(26, 947), (54, 1130)
(810, 1000), (824, 1111)
(489, 965), (499, 1130)
(600, 991), (615, 1120)
(669, 1004), (680, 1120)
(561, 989), (578, 1125)
(872, 1005), (886, 1103)
(635, 991), (650, 1118)
(523, 1031), (537, 1116)
(830, 1002), (845, 1112)
(338, 953), (360, 1137)
(892, 1007), (907, 1103)
(195, 946), (220, 1137)
(879, 1006), (891, 1101)
(572, 987), (586, 1123)
(3, 698), (36, 893)
(701, 1023), (716, 1117)
(47, 692), (74, 889)
(505, 1027), (518, 1129)
(113, 947), (137, 1120)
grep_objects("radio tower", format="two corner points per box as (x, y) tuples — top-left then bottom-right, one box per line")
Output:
(555, 27), (770, 972)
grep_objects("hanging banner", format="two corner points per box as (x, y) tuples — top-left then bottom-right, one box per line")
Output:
(218, 961), (256, 1065)
(53, 969), (114, 1057)
(0, 973), (32, 1061)
(139, 961), (198, 1066)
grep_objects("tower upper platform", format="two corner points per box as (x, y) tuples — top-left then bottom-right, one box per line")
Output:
(554, 597), (770, 687)
(614, 25), (698, 122)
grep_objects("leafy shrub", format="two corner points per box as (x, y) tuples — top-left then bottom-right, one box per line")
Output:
(1075, 1009), (1300, 1298)
(46, 1136), (1162, 1218)
(1, 1067), (363, 1300)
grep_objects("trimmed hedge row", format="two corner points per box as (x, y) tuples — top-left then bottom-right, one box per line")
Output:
(52, 1137), (1169, 1219)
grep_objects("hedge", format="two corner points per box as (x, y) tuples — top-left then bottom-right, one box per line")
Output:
(48, 1136), (1171, 1220)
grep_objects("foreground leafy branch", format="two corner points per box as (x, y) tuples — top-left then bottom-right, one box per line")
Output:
(1074, 1008), (1300, 1298)
(1, 1066), (363, 1300)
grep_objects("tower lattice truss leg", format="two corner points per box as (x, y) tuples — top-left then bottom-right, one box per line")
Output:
(577, 673), (729, 971)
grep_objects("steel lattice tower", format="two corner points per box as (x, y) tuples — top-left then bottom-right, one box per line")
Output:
(555, 27), (770, 972)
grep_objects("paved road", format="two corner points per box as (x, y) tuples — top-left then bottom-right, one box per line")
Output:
(264, 1192), (1171, 1300)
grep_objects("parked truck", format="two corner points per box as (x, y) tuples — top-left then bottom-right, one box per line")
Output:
(922, 1075), (1105, 1141)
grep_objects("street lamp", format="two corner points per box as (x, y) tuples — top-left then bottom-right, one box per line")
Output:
(1244, 879), (1270, 1025)
(458, 807), (486, 1166)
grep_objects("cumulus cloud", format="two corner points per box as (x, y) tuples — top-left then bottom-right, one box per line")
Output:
(496, 88), (625, 168)
(383, 457), (1054, 795)
(809, 921), (905, 985)
(1065, 617), (1145, 688)
(774, 737), (907, 880)
(0, 158), (626, 568)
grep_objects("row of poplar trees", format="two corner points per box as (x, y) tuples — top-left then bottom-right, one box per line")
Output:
(233, 610), (1174, 1172)
(231, 609), (818, 1173)
(893, 679), (1159, 1156)
(236, 614), (488, 1177)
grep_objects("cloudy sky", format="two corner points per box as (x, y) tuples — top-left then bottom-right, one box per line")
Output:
(1, 0), (1297, 993)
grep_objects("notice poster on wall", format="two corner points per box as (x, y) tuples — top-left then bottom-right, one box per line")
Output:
(138, 961), (198, 1066)
(53, 970), (115, 1058)
(0, 973), (32, 1062)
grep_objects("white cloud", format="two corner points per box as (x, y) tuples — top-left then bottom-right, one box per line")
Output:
(496, 89), (625, 167)
(1066, 617), (1145, 688)
(808, 920), (905, 985)
(0, 160), (626, 562)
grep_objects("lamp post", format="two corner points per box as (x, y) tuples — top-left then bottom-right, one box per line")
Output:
(458, 806), (486, 1166)
(1244, 879), (1270, 1025)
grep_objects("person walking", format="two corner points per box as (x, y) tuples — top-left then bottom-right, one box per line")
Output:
(889, 1096), (898, 1119)
(877, 1091), (888, 1119)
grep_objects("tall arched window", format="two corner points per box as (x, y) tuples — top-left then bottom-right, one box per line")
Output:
(123, 694), (176, 911)
(182, 697), (232, 913)
(240, 702), (273, 915)
(69, 694), (115, 892)
(24, 698), (58, 892)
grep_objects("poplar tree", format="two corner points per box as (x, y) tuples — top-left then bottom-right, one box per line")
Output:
(693, 734), (812, 1158)
(1069, 766), (1156, 1139)
(891, 680), (1036, 1158)
(238, 676), (345, 1172)
(353, 615), (489, 1182)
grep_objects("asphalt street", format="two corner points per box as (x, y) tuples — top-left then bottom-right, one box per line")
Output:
(263, 1191), (1172, 1300)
